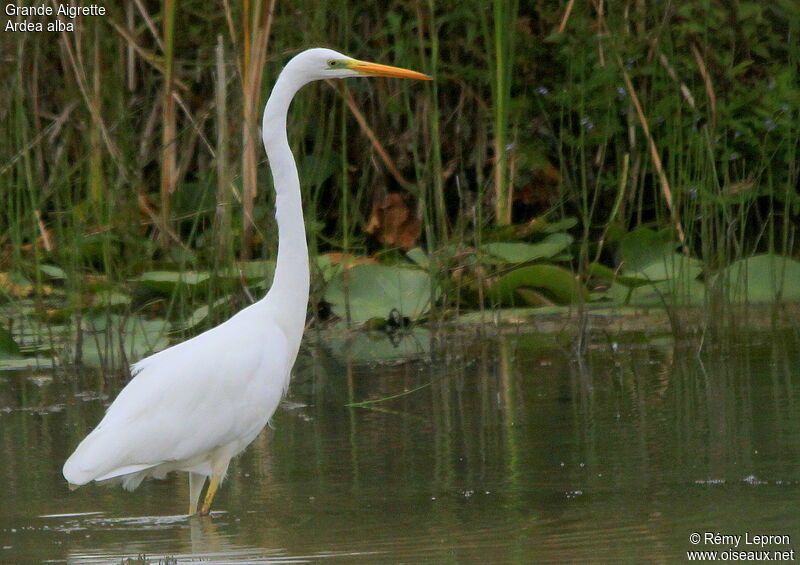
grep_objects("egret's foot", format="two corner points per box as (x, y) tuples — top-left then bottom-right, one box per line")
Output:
(199, 475), (220, 515)
(189, 472), (206, 515)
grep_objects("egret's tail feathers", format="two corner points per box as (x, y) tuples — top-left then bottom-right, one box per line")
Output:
(64, 459), (157, 491)
(95, 463), (157, 483)
(62, 428), (159, 489)
(62, 457), (94, 487)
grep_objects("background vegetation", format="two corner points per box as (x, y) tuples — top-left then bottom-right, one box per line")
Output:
(2, 0), (800, 370)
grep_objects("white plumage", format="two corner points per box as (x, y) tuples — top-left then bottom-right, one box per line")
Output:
(64, 304), (290, 489)
(62, 48), (430, 515)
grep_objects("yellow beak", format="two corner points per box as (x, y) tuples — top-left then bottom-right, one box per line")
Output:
(348, 60), (432, 80)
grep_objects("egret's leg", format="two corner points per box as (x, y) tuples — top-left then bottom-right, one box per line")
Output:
(189, 473), (206, 515)
(199, 474), (220, 516)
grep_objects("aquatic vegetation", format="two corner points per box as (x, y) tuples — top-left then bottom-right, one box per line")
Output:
(1, 1), (799, 370)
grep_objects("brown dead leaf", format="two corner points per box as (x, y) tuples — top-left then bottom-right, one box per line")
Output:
(723, 181), (755, 195)
(0, 272), (53, 298)
(365, 192), (421, 250)
(515, 164), (560, 207)
(323, 252), (377, 268)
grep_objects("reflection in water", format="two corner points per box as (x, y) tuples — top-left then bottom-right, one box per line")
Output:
(0, 329), (798, 563)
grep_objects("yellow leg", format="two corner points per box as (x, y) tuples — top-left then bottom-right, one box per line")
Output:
(189, 472), (206, 515)
(198, 474), (220, 516)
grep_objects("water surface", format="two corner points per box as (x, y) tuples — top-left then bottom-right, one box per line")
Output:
(1, 329), (799, 563)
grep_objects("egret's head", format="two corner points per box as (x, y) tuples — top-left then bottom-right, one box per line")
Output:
(288, 48), (432, 83)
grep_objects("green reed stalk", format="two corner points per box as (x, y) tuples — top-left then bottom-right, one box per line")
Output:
(426, 0), (447, 242)
(490, 0), (518, 226)
(214, 36), (233, 266)
(159, 0), (177, 248)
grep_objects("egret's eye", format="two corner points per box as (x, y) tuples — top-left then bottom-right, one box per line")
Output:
(328, 60), (337, 68)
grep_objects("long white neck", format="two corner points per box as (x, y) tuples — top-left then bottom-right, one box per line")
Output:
(257, 68), (310, 339)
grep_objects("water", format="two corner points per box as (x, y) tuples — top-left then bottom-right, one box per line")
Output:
(2, 329), (799, 563)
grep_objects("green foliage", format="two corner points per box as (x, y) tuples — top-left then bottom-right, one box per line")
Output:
(131, 272), (212, 295)
(597, 227), (705, 305)
(481, 233), (573, 264)
(324, 264), (435, 325)
(488, 264), (588, 306)
(327, 328), (431, 363)
(0, 327), (22, 358)
(716, 254), (800, 303)
(2, 0), (800, 365)
(78, 315), (170, 368)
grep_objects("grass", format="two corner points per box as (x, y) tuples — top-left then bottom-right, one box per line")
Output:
(1, 1), (799, 370)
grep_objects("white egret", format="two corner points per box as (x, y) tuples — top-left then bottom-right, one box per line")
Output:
(62, 48), (430, 515)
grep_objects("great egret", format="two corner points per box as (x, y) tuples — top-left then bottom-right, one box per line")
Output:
(62, 48), (430, 515)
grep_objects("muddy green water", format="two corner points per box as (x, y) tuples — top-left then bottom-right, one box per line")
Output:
(1, 330), (799, 564)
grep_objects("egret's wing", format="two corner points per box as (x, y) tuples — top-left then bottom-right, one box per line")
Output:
(63, 309), (291, 486)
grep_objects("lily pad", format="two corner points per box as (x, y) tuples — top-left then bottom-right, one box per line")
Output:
(0, 357), (55, 370)
(178, 296), (232, 331)
(542, 217), (579, 233)
(327, 328), (432, 364)
(406, 247), (430, 269)
(607, 278), (706, 306)
(631, 253), (702, 282)
(482, 233), (573, 264)
(314, 253), (377, 283)
(90, 289), (133, 311)
(588, 262), (651, 287)
(39, 264), (67, 280)
(219, 260), (275, 283)
(620, 227), (676, 273)
(0, 327), (22, 358)
(600, 227), (703, 305)
(79, 314), (169, 367)
(488, 264), (588, 306)
(325, 264), (435, 325)
(131, 271), (210, 295)
(716, 254), (800, 303)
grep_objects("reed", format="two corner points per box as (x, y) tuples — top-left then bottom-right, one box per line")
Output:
(0, 0), (797, 361)
(159, 0), (177, 248)
(488, 0), (519, 226)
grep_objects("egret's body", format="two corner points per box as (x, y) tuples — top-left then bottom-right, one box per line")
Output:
(62, 48), (429, 515)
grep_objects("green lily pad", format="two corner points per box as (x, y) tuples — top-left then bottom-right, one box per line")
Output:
(717, 254), (800, 303)
(314, 254), (342, 283)
(314, 254), (377, 284)
(482, 233), (573, 264)
(607, 278), (706, 306)
(488, 264), (588, 306)
(599, 227), (703, 304)
(90, 289), (132, 311)
(620, 227), (676, 273)
(0, 327), (22, 358)
(543, 217), (579, 233)
(588, 262), (650, 287)
(79, 314), (169, 367)
(178, 296), (232, 331)
(131, 271), (210, 295)
(406, 247), (430, 269)
(39, 264), (67, 280)
(327, 328), (431, 364)
(632, 253), (702, 281)
(219, 261), (275, 283)
(325, 264), (435, 325)
(0, 357), (55, 370)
